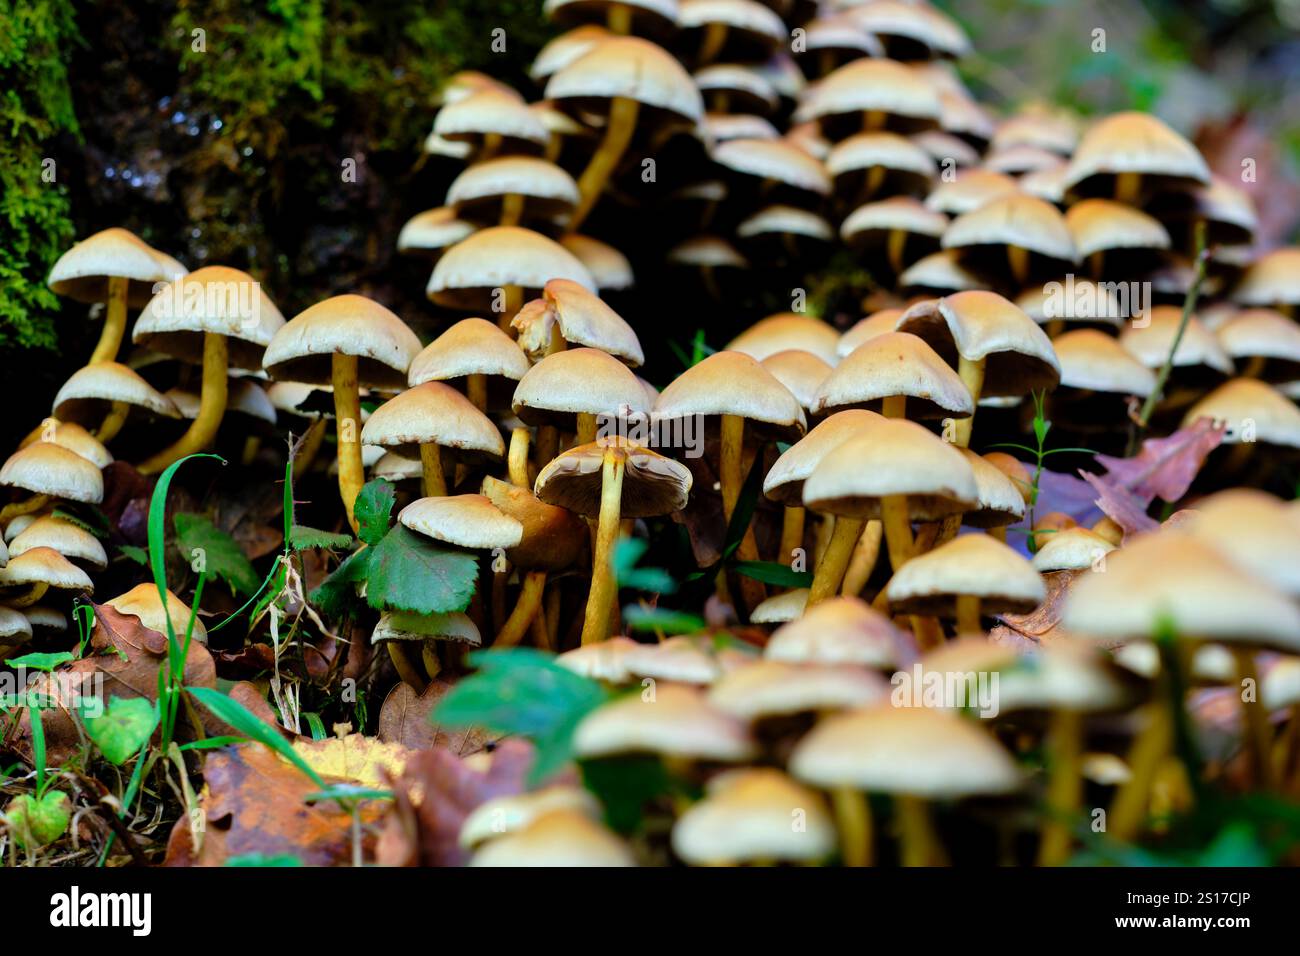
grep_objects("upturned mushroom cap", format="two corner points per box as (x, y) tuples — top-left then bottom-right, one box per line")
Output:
(1053, 328), (1157, 397)
(133, 266), (286, 370)
(1062, 111), (1211, 195)
(263, 295), (421, 390)
(0, 443), (103, 504)
(765, 595), (905, 668)
(760, 350), (831, 411)
(1215, 309), (1300, 381)
(941, 192), (1078, 265)
(396, 207), (478, 258)
(709, 659), (888, 721)
(802, 58), (940, 133)
(0, 607), (32, 645)
(749, 588), (808, 623)
(460, 784), (602, 849)
(48, 227), (183, 306)
(10, 516), (108, 571)
(469, 809), (635, 867)
(711, 138), (831, 198)
(0, 547), (93, 594)
(925, 169), (1018, 216)
(1182, 489), (1300, 597)
(1232, 247), (1300, 308)
(428, 226), (596, 311)
(407, 318), (530, 388)
(559, 235), (634, 292)
(433, 88), (549, 147)
(545, 34), (703, 125)
(398, 494), (523, 550)
(1065, 199), (1171, 259)
(956, 448), (1026, 528)
(512, 348), (649, 428)
(53, 362), (180, 423)
(361, 382), (505, 459)
(655, 350), (806, 439)
(728, 313), (841, 366)
(107, 583), (207, 642)
(671, 768), (836, 865)
(19, 422), (112, 469)
(814, 331), (973, 420)
(446, 156), (580, 220)
(371, 611), (481, 646)
(514, 279), (644, 367)
(556, 636), (642, 683)
(1181, 378), (1300, 447)
(884, 533), (1045, 616)
(790, 704), (1022, 797)
(479, 475), (587, 571)
(1031, 526), (1116, 572)
(1120, 305), (1234, 378)
(897, 291), (1061, 397)
(802, 417), (978, 520)
(1062, 530), (1300, 650)
(572, 682), (756, 761)
(535, 438), (692, 518)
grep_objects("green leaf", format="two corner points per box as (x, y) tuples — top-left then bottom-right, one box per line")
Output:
(623, 605), (706, 634)
(354, 479), (396, 547)
(364, 526), (478, 615)
(5, 651), (73, 673)
(719, 453), (765, 563)
(7, 791), (71, 848)
(289, 524), (354, 551)
(174, 512), (259, 597)
(732, 560), (813, 588)
(118, 544), (149, 566)
(188, 686), (325, 787)
(434, 649), (609, 785)
(580, 755), (683, 835)
(51, 506), (110, 539)
(308, 547), (370, 619)
(225, 852), (303, 867)
(85, 697), (159, 765)
(612, 537), (677, 594)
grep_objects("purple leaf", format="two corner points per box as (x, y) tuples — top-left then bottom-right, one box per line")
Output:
(1081, 471), (1159, 537)
(1092, 418), (1226, 505)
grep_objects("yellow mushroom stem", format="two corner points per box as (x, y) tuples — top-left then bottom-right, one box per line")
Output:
(607, 2), (631, 33)
(895, 795), (946, 866)
(137, 332), (229, 475)
(530, 599), (550, 649)
(1007, 246), (1030, 287)
(840, 520), (883, 597)
(719, 414), (765, 613)
(1108, 698), (1173, 842)
(481, 132), (503, 161)
(96, 401), (130, 444)
(864, 109), (885, 131)
(831, 787), (873, 867)
(576, 412), (599, 446)
(491, 567), (507, 631)
(1114, 171), (1142, 205)
(508, 427), (531, 487)
(863, 165), (886, 203)
(421, 643), (441, 681)
(809, 516), (865, 605)
(90, 275), (130, 365)
(241, 435), (261, 467)
(537, 426), (560, 470)
(1037, 708), (1084, 866)
(709, 91), (729, 113)
(778, 505), (805, 566)
(8, 583), (49, 608)
(498, 284), (524, 332)
(496, 570), (547, 647)
(293, 417), (328, 476)
(1088, 250), (1105, 280)
(953, 355), (985, 448)
(545, 584), (562, 648)
(1234, 648), (1275, 790)
(420, 444), (448, 497)
(499, 193), (525, 227)
(580, 448), (625, 645)
(467, 373), (489, 412)
(697, 23), (728, 64)
(886, 229), (908, 275)
(331, 352), (365, 532)
(0, 494), (50, 524)
(955, 594), (982, 634)
(569, 96), (640, 233)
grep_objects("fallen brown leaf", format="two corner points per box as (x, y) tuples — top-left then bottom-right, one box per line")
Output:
(378, 680), (499, 755)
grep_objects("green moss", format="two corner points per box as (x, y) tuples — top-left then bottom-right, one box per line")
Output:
(0, 0), (80, 350)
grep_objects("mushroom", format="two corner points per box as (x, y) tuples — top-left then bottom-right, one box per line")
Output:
(16, 421), (112, 470)
(941, 191), (1078, 287)
(709, 658), (889, 724)
(1215, 308), (1300, 382)
(559, 235), (635, 293)
(107, 583), (209, 645)
(0, 607), (33, 658)
(543, 0), (678, 37)
(407, 318), (530, 414)
(395, 207), (478, 261)
(556, 635), (642, 683)
(0, 547), (93, 607)
(573, 682), (755, 761)
(847, 0), (970, 61)
(469, 809), (636, 867)
(760, 350), (832, 417)
(0, 442), (103, 524)
(50, 362), (179, 443)
(460, 785), (601, 850)
(728, 312), (841, 367)
(841, 197), (948, 277)
(10, 516), (107, 572)
(736, 205), (835, 265)
(1061, 111), (1211, 205)
(749, 588), (808, 625)
(764, 595), (907, 670)
(1065, 199), (1171, 280)
(371, 610), (482, 687)
(432, 88), (549, 160)
(801, 57), (940, 139)
(1232, 246), (1300, 316)
(446, 156), (580, 229)
(828, 132), (936, 205)
(511, 279), (644, 367)
(677, 0), (785, 66)
(695, 64), (778, 115)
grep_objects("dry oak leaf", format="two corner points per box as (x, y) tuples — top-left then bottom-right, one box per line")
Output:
(378, 679), (500, 755)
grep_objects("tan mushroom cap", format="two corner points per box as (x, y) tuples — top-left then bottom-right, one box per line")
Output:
(372, 452), (421, 483)
(535, 438), (693, 518)
(1263, 658), (1300, 710)
(709, 659), (888, 721)
(942, 192), (1078, 263)
(515, 279), (644, 367)
(19, 421), (112, 469)
(446, 156), (580, 216)
(760, 350), (832, 411)
(749, 587), (808, 623)
(263, 294), (422, 390)
(981, 452), (1032, 506)
(803, 417), (978, 521)
(899, 250), (987, 295)
(545, 34), (703, 125)
(48, 227), (183, 307)
(711, 138), (831, 196)
(1183, 489), (1300, 596)
(460, 784), (602, 849)
(912, 129), (981, 168)
(925, 169), (1018, 216)
(837, 309), (905, 358)
(1016, 279), (1126, 327)
(408, 318), (530, 387)
(1020, 162), (1070, 205)
(803, 13), (882, 59)
(728, 313), (841, 366)
(53, 362), (180, 422)
(737, 205), (834, 243)
(428, 226), (596, 311)
(0, 547), (93, 593)
(897, 291), (1061, 397)
(396, 207), (478, 258)
(1065, 199), (1171, 258)
(10, 516), (108, 571)
(0, 607), (32, 644)
(1031, 526), (1116, 572)
(790, 704), (1022, 798)
(667, 234), (749, 268)
(992, 112), (1078, 155)
(1233, 247), (1300, 308)
(655, 350), (806, 439)
(0, 443), (103, 504)
(885, 533), (1045, 616)
(695, 65), (778, 114)
(361, 382), (505, 459)
(433, 88), (549, 146)
(1062, 530), (1300, 651)
(560, 235), (634, 291)
(572, 682), (756, 761)
(814, 331), (973, 420)
(371, 611), (481, 646)
(802, 57), (941, 131)
(1062, 111), (1211, 194)
(556, 636), (642, 683)
(765, 596), (904, 668)
(398, 494), (523, 550)
(956, 448), (1026, 528)
(1121, 306), (1234, 377)
(827, 131), (936, 185)
(530, 25), (611, 82)
(671, 768), (836, 865)
(848, 0), (970, 58)
(679, 0), (785, 48)
(1182, 378), (1300, 447)
(621, 635), (749, 685)
(512, 347), (649, 427)
(132, 266), (286, 370)
(106, 583), (207, 642)
(841, 197), (948, 244)
(985, 144), (1066, 176)
(1053, 329), (1157, 397)
(470, 808), (635, 867)
(479, 475), (588, 572)
(1216, 309), (1300, 380)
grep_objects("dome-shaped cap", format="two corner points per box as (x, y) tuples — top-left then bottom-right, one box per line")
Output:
(480, 475), (588, 572)
(695, 65), (778, 115)
(107, 583), (207, 643)
(530, 25), (611, 82)
(53, 362), (180, 423)
(556, 636), (641, 683)
(621, 635), (747, 686)
(899, 251), (987, 295)
(814, 331), (973, 420)
(942, 192), (1077, 264)
(925, 169), (1017, 216)
(679, 0), (785, 56)
(0, 443), (103, 504)
(666, 234), (748, 268)
(1183, 489), (1300, 597)
(433, 89), (549, 146)
(0, 607), (32, 644)
(1181, 378), (1300, 447)
(515, 279), (644, 367)
(655, 350), (806, 439)
(827, 131), (935, 187)
(512, 347), (649, 426)
(712, 138), (831, 197)
(1062, 111), (1211, 195)
(428, 227), (596, 311)
(1232, 247), (1300, 308)
(263, 295), (422, 389)
(48, 228), (183, 307)
(19, 421), (112, 469)
(396, 207), (478, 258)
(728, 313), (841, 366)
(0, 547), (93, 593)
(10, 516), (107, 571)
(1215, 309), (1300, 381)
(446, 156), (580, 218)
(1054, 328), (1157, 396)
(407, 318), (530, 387)
(573, 682), (756, 761)
(560, 235), (634, 291)
(1031, 526), (1116, 572)
(749, 587), (808, 623)
(469, 808), (635, 867)
(884, 533), (1045, 616)
(1016, 279), (1126, 328)
(760, 350), (831, 411)
(709, 659), (888, 721)
(992, 111), (1078, 155)
(371, 610), (481, 646)
(764, 595), (905, 668)
(545, 35), (703, 125)
(1120, 306), (1233, 377)
(802, 58), (940, 132)
(848, 0), (970, 59)
(736, 205), (834, 244)
(1065, 199), (1171, 259)
(398, 494), (523, 550)
(957, 448), (1026, 528)
(460, 784), (601, 849)
(361, 382), (505, 459)
(837, 309), (905, 358)
(841, 196), (947, 244)
(535, 438), (692, 518)
(703, 111), (780, 144)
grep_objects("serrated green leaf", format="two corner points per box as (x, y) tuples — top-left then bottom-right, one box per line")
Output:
(289, 524), (354, 551)
(354, 479), (396, 547)
(732, 560), (813, 588)
(85, 697), (158, 765)
(174, 513), (259, 597)
(364, 526), (478, 615)
(308, 547), (370, 620)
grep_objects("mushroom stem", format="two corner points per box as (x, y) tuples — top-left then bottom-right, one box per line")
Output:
(91, 276), (130, 365)
(241, 436), (261, 466)
(500, 193), (525, 227)
(607, 3), (632, 33)
(137, 332), (229, 475)
(886, 229), (908, 275)
(498, 285), (524, 332)
(809, 516), (865, 605)
(831, 787), (873, 867)
(580, 448), (625, 645)
(1007, 246), (1030, 286)
(880, 497), (914, 572)
(1114, 172), (1141, 205)
(95, 401), (130, 443)
(840, 520), (882, 597)
(895, 795), (945, 866)
(421, 643), (441, 680)
(8, 583), (49, 608)
(779, 506), (805, 566)
(1037, 708), (1083, 866)
(955, 594), (982, 634)
(294, 417), (327, 475)
(953, 355), (985, 447)
(467, 373), (489, 411)
(537, 426), (560, 469)
(577, 412), (598, 446)
(1234, 647), (1275, 790)
(331, 352), (365, 532)
(697, 23), (728, 64)
(569, 96), (640, 233)
(420, 444), (448, 497)
(496, 570), (547, 647)
(508, 427), (531, 487)
(0, 495), (50, 524)
(1109, 699), (1173, 842)
(720, 414), (765, 612)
